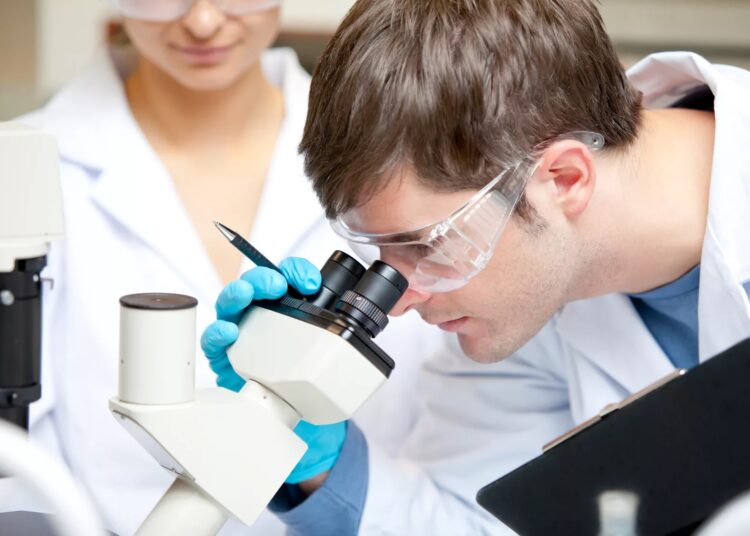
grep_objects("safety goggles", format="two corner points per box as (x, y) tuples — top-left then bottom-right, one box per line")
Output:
(331, 132), (605, 293)
(112, 0), (281, 21)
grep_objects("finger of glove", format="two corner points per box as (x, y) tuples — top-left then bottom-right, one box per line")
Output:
(286, 421), (348, 484)
(240, 267), (288, 300)
(200, 321), (245, 392)
(216, 280), (254, 322)
(286, 454), (341, 484)
(200, 320), (239, 362)
(279, 257), (322, 295)
(294, 420), (347, 444)
(215, 363), (246, 392)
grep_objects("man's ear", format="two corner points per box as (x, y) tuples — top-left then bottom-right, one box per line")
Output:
(532, 140), (597, 218)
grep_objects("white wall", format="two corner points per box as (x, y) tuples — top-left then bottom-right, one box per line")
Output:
(0, 0), (111, 119)
(1, 0), (749, 119)
(36, 0), (112, 99)
(280, 0), (353, 33)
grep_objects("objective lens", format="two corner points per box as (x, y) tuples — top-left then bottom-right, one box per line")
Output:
(336, 261), (408, 337)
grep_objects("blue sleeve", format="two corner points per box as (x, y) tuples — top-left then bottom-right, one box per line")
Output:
(269, 422), (369, 535)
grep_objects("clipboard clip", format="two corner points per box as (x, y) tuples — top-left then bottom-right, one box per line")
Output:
(542, 368), (687, 452)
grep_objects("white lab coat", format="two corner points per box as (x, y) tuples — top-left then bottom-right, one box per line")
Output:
(353, 52), (750, 535)
(15, 47), (445, 536)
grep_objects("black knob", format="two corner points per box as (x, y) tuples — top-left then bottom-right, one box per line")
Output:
(335, 261), (408, 337)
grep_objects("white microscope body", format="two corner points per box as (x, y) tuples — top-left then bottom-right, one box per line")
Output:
(0, 122), (105, 536)
(0, 122), (64, 273)
(110, 254), (406, 535)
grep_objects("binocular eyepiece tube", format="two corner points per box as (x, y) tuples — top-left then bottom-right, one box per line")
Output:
(308, 251), (408, 337)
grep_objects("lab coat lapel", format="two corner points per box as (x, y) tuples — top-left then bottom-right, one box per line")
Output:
(697, 76), (750, 359)
(90, 141), (220, 302)
(248, 140), (323, 264)
(631, 52), (750, 359)
(556, 294), (675, 395)
(558, 53), (750, 393)
(245, 50), (324, 265)
(36, 49), (221, 300)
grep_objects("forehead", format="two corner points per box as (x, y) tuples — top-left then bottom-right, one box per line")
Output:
(342, 173), (476, 234)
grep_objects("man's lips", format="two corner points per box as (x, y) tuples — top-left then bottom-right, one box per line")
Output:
(435, 317), (469, 333)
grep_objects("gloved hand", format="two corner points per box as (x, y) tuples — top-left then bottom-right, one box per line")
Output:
(200, 257), (347, 484)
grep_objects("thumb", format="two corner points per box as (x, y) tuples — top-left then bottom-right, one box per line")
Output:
(279, 257), (322, 295)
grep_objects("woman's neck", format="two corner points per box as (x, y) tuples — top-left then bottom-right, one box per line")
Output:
(125, 56), (283, 151)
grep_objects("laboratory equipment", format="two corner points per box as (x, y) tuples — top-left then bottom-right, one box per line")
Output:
(110, 249), (407, 535)
(0, 122), (63, 430)
(598, 491), (639, 536)
(0, 122), (105, 536)
(695, 489), (750, 535)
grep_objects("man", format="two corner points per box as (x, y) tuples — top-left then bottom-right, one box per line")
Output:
(202, 0), (750, 533)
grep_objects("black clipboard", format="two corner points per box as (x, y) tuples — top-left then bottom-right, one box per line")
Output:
(476, 338), (750, 535)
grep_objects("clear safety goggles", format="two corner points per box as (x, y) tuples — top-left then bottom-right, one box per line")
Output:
(112, 0), (281, 21)
(331, 132), (605, 293)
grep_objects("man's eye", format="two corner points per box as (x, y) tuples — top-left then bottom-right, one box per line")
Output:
(406, 244), (434, 258)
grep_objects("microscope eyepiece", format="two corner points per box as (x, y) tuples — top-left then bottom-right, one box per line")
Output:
(335, 261), (408, 337)
(307, 251), (366, 310)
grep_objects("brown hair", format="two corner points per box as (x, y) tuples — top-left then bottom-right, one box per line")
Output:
(300, 0), (642, 221)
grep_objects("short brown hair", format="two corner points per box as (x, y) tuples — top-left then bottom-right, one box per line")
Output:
(300, 0), (642, 220)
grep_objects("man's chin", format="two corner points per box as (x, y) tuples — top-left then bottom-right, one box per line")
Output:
(456, 332), (510, 364)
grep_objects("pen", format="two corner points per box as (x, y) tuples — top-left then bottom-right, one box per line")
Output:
(213, 221), (282, 272)
(213, 221), (303, 299)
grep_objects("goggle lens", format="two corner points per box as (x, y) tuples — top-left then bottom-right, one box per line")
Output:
(334, 133), (603, 294)
(348, 240), (482, 293)
(114, 0), (280, 21)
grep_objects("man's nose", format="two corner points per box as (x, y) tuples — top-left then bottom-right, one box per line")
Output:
(390, 288), (432, 317)
(182, 0), (226, 40)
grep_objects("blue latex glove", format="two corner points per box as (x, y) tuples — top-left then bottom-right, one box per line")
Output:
(200, 257), (347, 484)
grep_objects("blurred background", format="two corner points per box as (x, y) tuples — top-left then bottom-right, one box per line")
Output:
(1, 0), (749, 119)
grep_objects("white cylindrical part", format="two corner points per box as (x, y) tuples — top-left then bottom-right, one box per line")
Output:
(136, 478), (229, 536)
(119, 293), (197, 405)
(696, 490), (750, 536)
(598, 490), (640, 536)
(240, 380), (300, 429)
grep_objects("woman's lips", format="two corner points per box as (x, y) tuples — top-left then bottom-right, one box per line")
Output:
(437, 317), (468, 333)
(172, 43), (236, 65)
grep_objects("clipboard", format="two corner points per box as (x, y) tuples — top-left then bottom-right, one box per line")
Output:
(476, 338), (750, 535)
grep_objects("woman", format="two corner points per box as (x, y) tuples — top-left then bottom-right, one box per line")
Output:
(18, 2), (439, 534)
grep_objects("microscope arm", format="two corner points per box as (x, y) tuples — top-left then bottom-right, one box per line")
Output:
(110, 381), (307, 534)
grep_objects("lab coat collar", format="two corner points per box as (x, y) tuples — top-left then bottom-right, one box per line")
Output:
(556, 295), (675, 395)
(630, 52), (750, 358)
(70, 48), (220, 300)
(32, 49), (132, 172)
(24, 47), (220, 298)
(38, 47), (323, 295)
(557, 52), (750, 392)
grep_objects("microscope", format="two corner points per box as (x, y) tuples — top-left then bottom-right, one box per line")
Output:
(0, 123), (64, 430)
(0, 122), (105, 536)
(110, 250), (407, 535)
